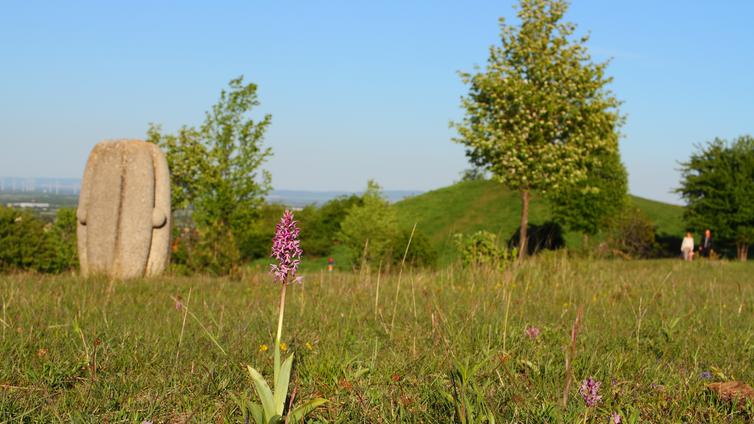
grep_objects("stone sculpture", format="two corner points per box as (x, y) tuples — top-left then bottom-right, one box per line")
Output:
(77, 140), (171, 279)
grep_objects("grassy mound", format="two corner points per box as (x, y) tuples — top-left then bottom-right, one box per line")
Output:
(394, 179), (685, 262)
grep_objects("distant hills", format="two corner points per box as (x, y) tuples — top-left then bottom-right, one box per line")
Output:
(0, 177), (421, 208)
(268, 189), (423, 207)
(394, 179), (685, 262)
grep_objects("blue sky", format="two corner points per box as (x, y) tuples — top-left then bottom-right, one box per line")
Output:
(1, 1), (752, 203)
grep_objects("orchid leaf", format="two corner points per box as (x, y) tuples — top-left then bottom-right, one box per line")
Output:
(247, 365), (275, 421)
(288, 398), (328, 423)
(249, 402), (264, 424)
(274, 353), (294, 415)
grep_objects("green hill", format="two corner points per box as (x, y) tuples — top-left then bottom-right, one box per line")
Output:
(394, 179), (685, 263)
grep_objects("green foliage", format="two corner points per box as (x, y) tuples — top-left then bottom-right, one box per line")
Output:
(0, 206), (77, 273)
(550, 151), (628, 236)
(507, 221), (565, 255)
(459, 167), (487, 182)
(454, 230), (515, 268)
(148, 76), (272, 274)
(298, 195), (363, 257)
(443, 359), (497, 424)
(238, 203), (287, 261)
(389, 228), (437, 268)
(45, 208), (79, 271)
(453, 0), (623, 194)
(677, 136), (754, 260)
(453, 0), (623, 258)
(339, 181), (399, 266)
(606, 208), (658, 259)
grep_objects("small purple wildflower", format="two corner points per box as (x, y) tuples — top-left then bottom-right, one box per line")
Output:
(700, 371), (712, 380)
(579, 377), (602, 407)
(610, 412), (621, 424)
(270, 210), (303, 284)
(525, 326), (541, 340)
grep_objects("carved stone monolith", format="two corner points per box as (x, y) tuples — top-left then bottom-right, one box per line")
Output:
(77, 140), (171, 279)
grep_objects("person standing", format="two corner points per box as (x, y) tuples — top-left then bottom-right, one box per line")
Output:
(681, 232), (694, 261)
(699, 229), (713, 258)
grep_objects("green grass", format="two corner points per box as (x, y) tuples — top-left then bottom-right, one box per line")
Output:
(394, 179), (685, 262)
(2, 257), (753, 422)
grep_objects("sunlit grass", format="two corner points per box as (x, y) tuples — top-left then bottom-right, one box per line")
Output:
(1, 255), (752, 421)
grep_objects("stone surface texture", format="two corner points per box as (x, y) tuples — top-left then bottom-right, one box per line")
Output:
(77, 140), (171, 279)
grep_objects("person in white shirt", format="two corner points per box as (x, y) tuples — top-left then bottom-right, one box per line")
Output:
(681, 232), (694, 261)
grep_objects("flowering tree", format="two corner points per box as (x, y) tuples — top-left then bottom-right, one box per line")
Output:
(453, 0), (623, 259)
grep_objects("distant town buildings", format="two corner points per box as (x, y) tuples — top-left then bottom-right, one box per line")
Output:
(6, 202), (51, 210)
(0, 177), (80, 194)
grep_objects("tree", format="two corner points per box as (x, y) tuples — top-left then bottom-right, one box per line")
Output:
(339, 180), (399, 266)
(148, 76), (272, 274)
(677, 136), (754, 261)
(550, 151), (628, 245)
(297, 195), (363, 257)
(452, 0), (623, 259)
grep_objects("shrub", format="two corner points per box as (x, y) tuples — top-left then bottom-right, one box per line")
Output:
(45, 208), (79, 272)
(0, 206), (77, 273)
(507, 221), (565, 255)
(339, 181), (399, 266)
(454, 230), (515, 268)
(606, 208), (658, 259)
(389, 228), (437, 268)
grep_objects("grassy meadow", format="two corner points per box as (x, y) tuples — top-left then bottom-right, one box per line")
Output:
(2, 256), (753, 422)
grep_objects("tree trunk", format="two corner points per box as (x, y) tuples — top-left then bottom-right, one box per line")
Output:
(518, 189), (530, 260)
(737, 243), (749, 261)
(582, 233), (590, 250)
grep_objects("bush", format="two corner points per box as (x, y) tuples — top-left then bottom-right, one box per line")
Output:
(606, 208), (658, 259)
(339, 181), (399, 266)
(507, 221), (565, 255)
(389, 228), (437, 268)
(0, 206), (77, 273)
(454, 230), (515, 269)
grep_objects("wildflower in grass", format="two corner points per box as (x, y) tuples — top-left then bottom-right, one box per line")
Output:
(700, 371), (712, 379)
(258, 344), (268, 353)
(241, 210), (326, 423)
(305, 342), (313, 351)
(270, 210), (302, 284)
(579, 377), (602, 407)
(525, 326), (540, 340)
(611, 412), (621, 423)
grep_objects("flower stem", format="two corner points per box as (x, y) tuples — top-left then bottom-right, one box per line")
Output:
(274, 282), (287, 385)
(276, 283), (287, 347)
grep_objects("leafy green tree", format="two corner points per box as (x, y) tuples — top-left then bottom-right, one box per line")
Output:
(550, 151), (628, 245)
(148, 76), (272, 274)
(298, 195), (363, 257)
(339, 181), (399, 266)
(452, 0), (623, 259)
(677, 136), (754, 261)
